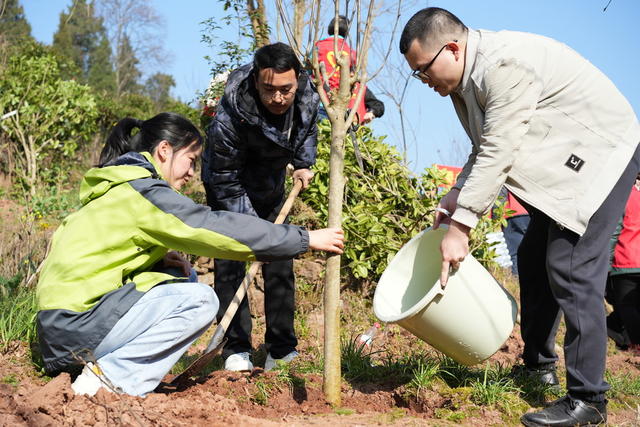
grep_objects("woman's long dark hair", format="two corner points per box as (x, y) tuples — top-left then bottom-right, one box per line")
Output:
(98, 112), (203, 167)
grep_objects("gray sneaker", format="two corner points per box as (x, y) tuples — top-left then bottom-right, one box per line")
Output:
(264, 350), (298, 372)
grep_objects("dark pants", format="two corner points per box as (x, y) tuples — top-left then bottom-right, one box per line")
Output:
(607, 273), (640, 345)
(518, 144), (640, 402)
(214, 202), (297, 360)
(503, 215), (531, 276)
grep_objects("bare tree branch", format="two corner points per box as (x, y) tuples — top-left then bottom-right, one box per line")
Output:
(96, 0), (169, 97)
(366, 0), (402, 81)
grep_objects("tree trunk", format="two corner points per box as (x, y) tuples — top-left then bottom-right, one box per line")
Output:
(27, 134), (36, 197)
(323, 122), (346, 407)
(292, 0), (306, 50)
(246, 0), (270, 48)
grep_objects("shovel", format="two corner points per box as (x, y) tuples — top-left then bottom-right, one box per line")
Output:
(170, 178), (304, 385)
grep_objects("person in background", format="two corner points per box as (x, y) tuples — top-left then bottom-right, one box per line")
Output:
(314, 15), (385, 124)
(362, 88), (385, 124)
(606, 173), (640, 355)
(36, 112), (344, 397)
(202, 43), (320, 372)
(400, 7), (639, 426)
(498, 187), (530, 276)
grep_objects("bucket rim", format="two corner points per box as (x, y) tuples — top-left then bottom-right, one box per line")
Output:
(373, 227), (447, 323)
(374, 277), (445, 323)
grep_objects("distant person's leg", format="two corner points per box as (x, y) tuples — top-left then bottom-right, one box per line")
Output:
(504, 215), (530, 275)
(263, 259), (297, 359)
(609, 273), (640, 345)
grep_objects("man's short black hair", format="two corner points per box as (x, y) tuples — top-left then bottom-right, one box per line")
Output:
(253, 42), (301, 76)
(399, 7), (467, 54)
(328, 15), (349, 38)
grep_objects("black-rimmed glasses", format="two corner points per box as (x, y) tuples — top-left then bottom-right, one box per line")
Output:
(411, 40), (457, 81)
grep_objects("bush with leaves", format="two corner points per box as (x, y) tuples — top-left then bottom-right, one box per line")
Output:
(0, 41), (98, 196)
(297, 120), (505, 286)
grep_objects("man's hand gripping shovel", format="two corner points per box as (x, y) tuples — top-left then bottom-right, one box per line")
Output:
(170, 178), (304, 386)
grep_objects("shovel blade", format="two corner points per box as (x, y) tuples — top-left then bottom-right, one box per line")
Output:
(169, 338), (227, 386)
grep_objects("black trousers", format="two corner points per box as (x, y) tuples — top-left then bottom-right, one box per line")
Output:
(518, 143), (640, 401)
(214, 202), (297, 360)
(608, 273), (640, 345)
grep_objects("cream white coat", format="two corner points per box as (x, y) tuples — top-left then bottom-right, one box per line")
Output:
(451, 29), (640, 235)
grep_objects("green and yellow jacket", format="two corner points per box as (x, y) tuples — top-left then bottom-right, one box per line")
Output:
(36, 151), (308, 373)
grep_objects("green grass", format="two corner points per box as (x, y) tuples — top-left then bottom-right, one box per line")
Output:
(470, 364), (520, 409)
(273, 358), (306, 393)
(334, 407), (355, 415)
(340, 335), (385, 382)
(0, 277), (37, 353)
(169, 352), (224, 376)
(1, 374), (19, 386)
(380, 407), (408, 423)
(407, 358), (441, 394)
(606, 370), (640, 398)
(436, 355), (476, 388)
(30, 187), (81, 220)
(251, 377), (272, 405)
(292, 350), (324, 374)
(294, 309), (312, 340)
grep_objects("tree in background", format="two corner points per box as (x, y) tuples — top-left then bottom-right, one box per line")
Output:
(52, 0), (115, 93)
(115, 33), (141, 95)
(0, 0), (32, 46)
(144, 72), (175, 110)
(87, 34), (116, 94)
(200, 0), (270, 83)
(246, 0), (269, 47)
(96, 0), (167, 98)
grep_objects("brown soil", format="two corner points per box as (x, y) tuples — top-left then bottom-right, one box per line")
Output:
(2, 325), (640, 426)
(1, 256), (639, 425)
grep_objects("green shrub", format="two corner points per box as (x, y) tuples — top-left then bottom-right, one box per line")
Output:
(0, 279), (37, 353)
(0, 40), (99, 195)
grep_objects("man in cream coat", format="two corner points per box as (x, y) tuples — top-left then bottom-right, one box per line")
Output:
(400, 7), (640, 427)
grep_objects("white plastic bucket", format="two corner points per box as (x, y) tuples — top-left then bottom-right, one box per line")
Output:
(373, 227), (518, 366)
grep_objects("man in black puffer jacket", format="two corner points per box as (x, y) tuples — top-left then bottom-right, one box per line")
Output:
(202, 42), (319, 372)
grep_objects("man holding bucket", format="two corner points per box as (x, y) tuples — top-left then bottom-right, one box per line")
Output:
(400, 7), (639, 427)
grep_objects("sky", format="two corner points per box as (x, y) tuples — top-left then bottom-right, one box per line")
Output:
(22, 0), (640, 173)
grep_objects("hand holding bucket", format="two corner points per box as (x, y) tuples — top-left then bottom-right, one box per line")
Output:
(434, 207), (470, 288)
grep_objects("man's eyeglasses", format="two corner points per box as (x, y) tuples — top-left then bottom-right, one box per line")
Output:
(411, 40), (457, 82)
(260, 86), (297, 100)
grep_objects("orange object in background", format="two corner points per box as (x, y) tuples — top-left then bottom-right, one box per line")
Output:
(315, 36), (367, 124)
(434, 164), (462, 189)
(505, 191), (528, 217)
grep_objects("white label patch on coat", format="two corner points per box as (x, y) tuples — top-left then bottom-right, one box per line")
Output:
(565, 154), (585, 172)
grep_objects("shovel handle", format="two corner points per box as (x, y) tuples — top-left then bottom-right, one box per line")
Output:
(275, 178), (303, 223)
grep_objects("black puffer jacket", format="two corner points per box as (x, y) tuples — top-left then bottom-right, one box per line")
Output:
(202, 64), (319, 216)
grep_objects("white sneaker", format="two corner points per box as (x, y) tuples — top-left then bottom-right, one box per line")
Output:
(71, 362), (111, 396)
(264, 350), (298, 372)
(224, 352), (253, 371)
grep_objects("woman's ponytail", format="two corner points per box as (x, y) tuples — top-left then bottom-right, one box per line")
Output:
(97, 112), (202, 167)
(97, 118), (143, 167)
